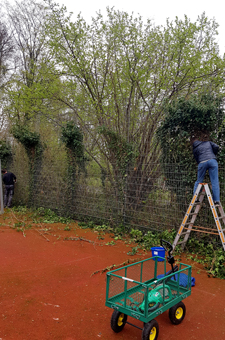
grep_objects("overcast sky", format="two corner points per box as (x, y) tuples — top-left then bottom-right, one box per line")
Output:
(54, 0), (225, 56)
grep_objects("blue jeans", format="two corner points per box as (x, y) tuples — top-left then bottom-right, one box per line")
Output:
(4, 184), (14, 208)
(193, 159), (220, 201)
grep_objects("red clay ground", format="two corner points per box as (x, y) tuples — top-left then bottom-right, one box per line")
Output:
(0, 210), (225, 340)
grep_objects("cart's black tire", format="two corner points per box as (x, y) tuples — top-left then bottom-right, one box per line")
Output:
(169, 301), (186, 325)
(142, 319), (159, 340)
(111, 310), (127, 333)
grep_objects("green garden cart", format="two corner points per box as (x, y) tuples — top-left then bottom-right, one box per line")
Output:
(105, 240), (192, 340)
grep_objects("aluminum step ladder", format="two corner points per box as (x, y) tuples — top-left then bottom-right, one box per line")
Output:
(172, 183), (225, 252)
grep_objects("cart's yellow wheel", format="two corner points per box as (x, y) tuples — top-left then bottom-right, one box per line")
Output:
(149, 326), (157, 340)
(117, 313), (125, 326)
(111, 310), (127, 333)
(142, 319), (159, 340)
(169, 301), (186, 325)
(175, 307), (183, 319)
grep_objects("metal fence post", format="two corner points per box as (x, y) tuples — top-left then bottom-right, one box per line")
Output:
(0, 160), (4, 214)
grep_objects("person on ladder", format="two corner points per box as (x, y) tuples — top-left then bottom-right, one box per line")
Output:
(191, 135), (220, 206)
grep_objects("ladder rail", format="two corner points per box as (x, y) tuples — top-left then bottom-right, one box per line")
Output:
(218, 205), (225, 224)
(204, 184), (225, 250)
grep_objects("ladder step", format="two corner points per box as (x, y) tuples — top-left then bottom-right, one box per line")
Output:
(189, 212), (198, 216)
(218, 215), (225, 220)
(180, 231), (191, 236)
(177, 240), (187, 245)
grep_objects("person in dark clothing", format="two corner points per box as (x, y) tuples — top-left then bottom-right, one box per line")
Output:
(1, 169), (17, 208)
(192, 138), (220, 205)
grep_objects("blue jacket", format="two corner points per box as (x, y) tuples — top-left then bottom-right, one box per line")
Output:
(193, 140), (219, 164)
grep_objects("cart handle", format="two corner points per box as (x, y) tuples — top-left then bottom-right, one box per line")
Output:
(160, 239), (176, 272)
(160, 239), (173, 253)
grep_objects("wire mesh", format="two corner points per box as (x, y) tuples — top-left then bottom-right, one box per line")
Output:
(3, 144), (225, 239)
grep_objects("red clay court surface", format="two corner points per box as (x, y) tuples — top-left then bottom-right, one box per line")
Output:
(0, 211), (225, 340)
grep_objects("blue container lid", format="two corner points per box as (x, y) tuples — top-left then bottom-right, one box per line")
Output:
(151, 246), (165, 261)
